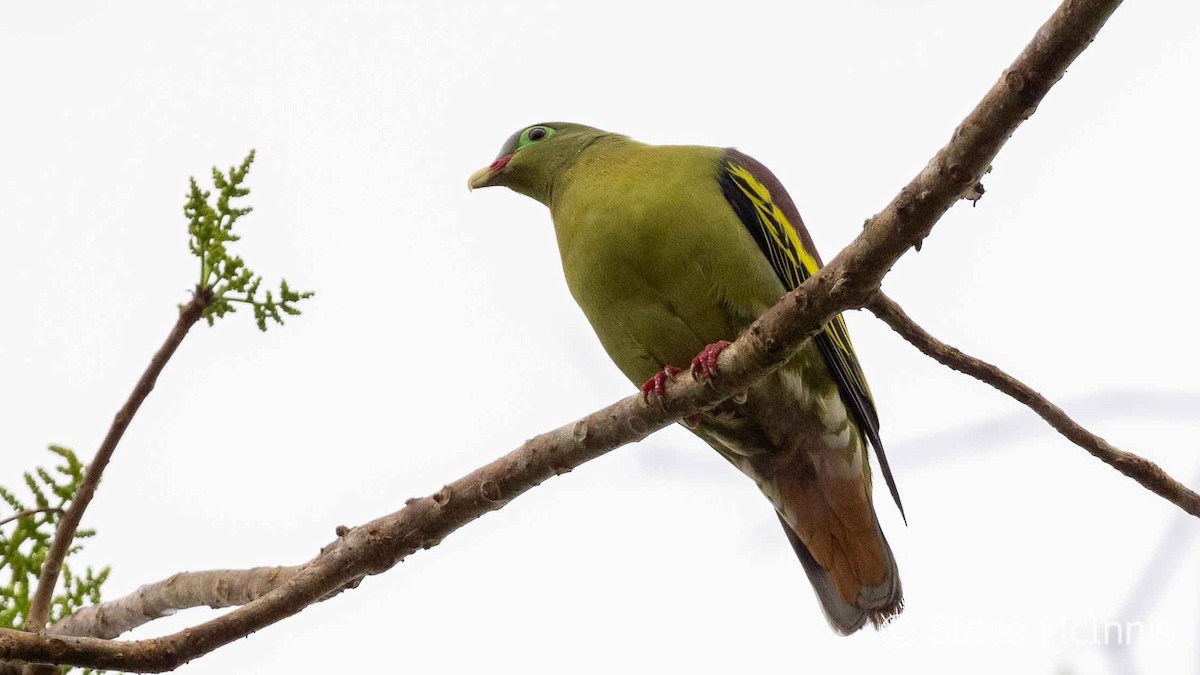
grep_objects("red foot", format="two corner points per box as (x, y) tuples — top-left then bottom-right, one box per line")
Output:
(691, 340), (732, 382)
(640, 365), (682, 405)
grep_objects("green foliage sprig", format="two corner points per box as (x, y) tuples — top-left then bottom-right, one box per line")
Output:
(0, 446), (109, 631)
(185, 150), (314, 330)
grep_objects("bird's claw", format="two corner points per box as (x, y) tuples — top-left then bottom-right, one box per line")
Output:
(640, 365), (682, 406)
(691, 340), (732, 383)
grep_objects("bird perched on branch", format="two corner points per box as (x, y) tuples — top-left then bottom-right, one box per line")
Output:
(469, 123), (904, 633)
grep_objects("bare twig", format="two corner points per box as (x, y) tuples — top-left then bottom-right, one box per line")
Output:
(24, 287), (214, 635)
(0, 509), (60, 528)
(0, 0), (1132, 670)
(48, 567), (302, 640)
(867, 292), (1200, 517)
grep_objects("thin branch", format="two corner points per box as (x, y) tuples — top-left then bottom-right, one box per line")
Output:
(24, 287), (214, 635)
(0, 509), (60, 528)
(0, 0), (1130, 670)
(867, 292), (1200, 517)
(48, 567), (302, 640)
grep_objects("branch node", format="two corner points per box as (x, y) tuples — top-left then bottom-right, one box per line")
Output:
(432, 487), (451, 506)
(945, 163), (969, 186)
(571, 420), (589, 443)
(1005, 69), (1027, 92)
(479, 481), (502, 503)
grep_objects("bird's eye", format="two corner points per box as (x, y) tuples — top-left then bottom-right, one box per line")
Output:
(516, 125), (555, 149)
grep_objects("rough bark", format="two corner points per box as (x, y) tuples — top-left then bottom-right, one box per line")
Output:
(24, 289), (213, 638)
(0, 0), (1153, 670)
(867, 293), (1200, 517)
(47, 567), (302, 640)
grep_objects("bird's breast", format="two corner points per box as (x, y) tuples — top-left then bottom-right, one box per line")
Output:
(548, 154), (782, 384)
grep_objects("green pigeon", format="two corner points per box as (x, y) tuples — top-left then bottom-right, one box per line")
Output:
(469, 123), (903, 633)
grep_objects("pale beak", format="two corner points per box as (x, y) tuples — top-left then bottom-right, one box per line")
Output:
(467, 154), (512, 191)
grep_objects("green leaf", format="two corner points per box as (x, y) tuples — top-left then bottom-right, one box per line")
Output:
(2, 447), (110, 673)
(184, 150), (314, 331)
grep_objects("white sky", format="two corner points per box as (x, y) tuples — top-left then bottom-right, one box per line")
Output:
(2, 1), (1198, 673)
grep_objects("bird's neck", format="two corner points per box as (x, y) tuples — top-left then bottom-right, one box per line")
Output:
(539, 133), (632, 208)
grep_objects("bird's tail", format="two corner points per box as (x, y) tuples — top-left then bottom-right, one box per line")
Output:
(777, 512), (902, 634)
(750, 446), (903, 634)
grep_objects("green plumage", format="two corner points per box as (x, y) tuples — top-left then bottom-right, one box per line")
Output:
(470, 123), (903, 633)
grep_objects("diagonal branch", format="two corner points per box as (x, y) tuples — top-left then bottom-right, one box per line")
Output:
(48, 567), (302, 640)
(866, 292), (1200, 517)
(0, 0), (1139, 670)
(24, 287), (214, 635)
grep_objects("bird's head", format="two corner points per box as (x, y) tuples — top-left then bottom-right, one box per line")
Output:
(468, 122), (610, 204)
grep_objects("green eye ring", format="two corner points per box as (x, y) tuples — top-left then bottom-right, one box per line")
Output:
(519, 125), (555, 147)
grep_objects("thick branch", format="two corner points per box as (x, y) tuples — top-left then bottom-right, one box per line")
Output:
(48, 567), (301, 640)
(25, 287), (214, 634)
(867, 293), (1200, 517)
(0, 0), (1129, 670)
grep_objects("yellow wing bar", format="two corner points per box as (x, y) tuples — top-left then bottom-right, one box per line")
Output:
(719, 155), (902, 518)
(726, 163), (874, 393)
(725, 163), (822, 286)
